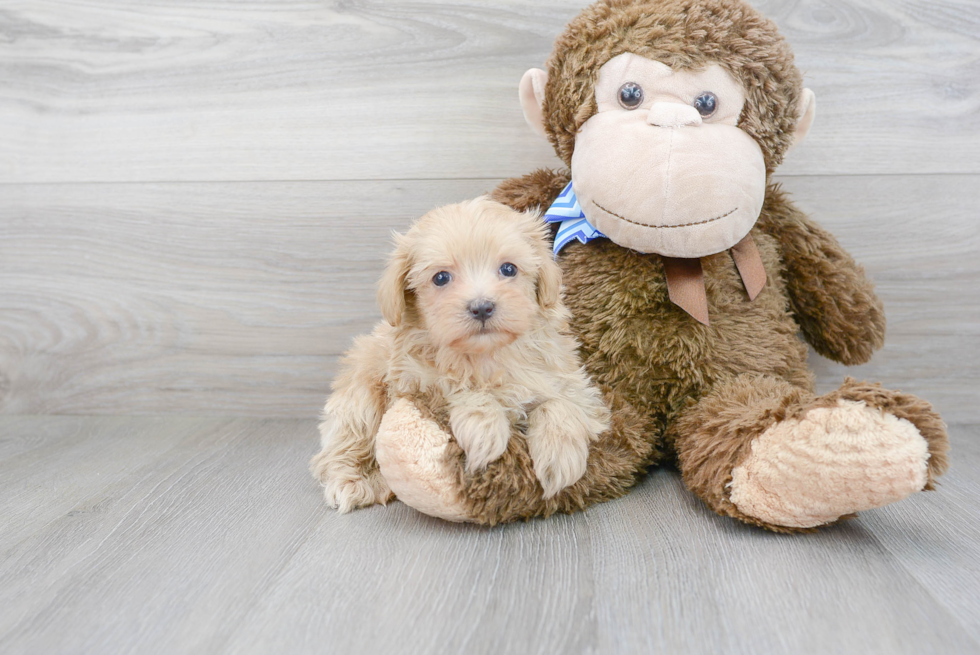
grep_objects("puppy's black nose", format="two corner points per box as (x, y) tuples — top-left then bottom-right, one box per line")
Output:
(468, 300), (495, 323)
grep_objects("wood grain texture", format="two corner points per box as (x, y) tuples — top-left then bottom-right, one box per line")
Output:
(1, 175), (976, 419)
(0, 417), (323, 652)
(1, 416), (978, 654)
(783, 174), (980, 422)
(2, 2), (976, 652)
(1, 0), (978, 183)
(0, 178), (496, 416)
(862, 427), (980, 642)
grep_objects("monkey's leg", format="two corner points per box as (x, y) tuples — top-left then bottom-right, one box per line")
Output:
(373, 398), (472, 521)
(375, 389), (657, 525)
(672, 375), (949, 532)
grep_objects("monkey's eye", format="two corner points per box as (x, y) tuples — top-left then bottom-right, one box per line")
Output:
(499, 262), (518, 278)
(693, 92), (718, 117)
(432, 271), (452, 286)
(618, 82), (644, 109)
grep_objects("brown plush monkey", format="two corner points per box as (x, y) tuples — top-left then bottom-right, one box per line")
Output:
(369, 0), (950, 532)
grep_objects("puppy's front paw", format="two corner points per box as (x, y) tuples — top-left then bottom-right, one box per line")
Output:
(527, 400), (595, 498)
(528, 430), (589, 499)
(450, 401), (510, 473)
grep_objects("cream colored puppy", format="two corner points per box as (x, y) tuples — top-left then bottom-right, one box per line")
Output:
(310, 197), (611, 512)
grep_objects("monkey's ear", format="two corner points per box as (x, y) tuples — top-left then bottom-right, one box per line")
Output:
(790, 88), (816, 150)
(377, 233), (412, 326)
(519, 68), (549, 140)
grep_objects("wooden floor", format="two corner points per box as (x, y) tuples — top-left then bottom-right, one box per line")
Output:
(2, 1), (979, 653)
(0, 416), (977, 655)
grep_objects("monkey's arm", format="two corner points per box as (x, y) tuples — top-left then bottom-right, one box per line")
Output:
(756, 185), (885, 366)
(490, 168), (570, 212)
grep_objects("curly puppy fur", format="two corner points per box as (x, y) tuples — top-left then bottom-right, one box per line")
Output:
(310, 197), (611, 511)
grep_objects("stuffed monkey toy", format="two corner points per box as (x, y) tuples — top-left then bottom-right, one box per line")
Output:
(366, 0), (950, 532)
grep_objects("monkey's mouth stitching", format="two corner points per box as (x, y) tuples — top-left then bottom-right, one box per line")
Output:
(592, 201), (737, 229)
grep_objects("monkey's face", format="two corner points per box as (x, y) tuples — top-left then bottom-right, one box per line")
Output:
(569, 54), (766, 258)
(514, 0), (819, 259)
(520, 49), (815, 259)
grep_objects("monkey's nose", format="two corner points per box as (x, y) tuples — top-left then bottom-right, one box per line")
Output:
(647, 102), (702, 128)
(468, 300), (495, 323)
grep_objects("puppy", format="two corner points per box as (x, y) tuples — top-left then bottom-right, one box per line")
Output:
(310, 197), (611, 512)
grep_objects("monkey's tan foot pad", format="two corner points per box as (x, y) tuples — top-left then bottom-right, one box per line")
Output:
(375, 398), (473, 522)
(729, 399), (930, 529)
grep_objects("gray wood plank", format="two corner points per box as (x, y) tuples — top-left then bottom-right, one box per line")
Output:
(0, 414), (87, 460)
(0, 417), (324, 654)
(223, 502), (600, 655)
(229, 467), (980, 655)
(581, 469), (979, 654)
(0, 416), (237, 550)
(0, 178), (497, 416)
(2, 416), (977, 655)
(786, 174), (980, 422)
(862, 423), (980, 643)
(1, 175), (975, 420)
(1, 0), (978, 183)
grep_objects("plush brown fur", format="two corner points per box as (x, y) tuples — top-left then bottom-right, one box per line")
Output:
(671, 374), (817, 532)
(372, 0), (949, 530)
(756, 186), (886, 364)
(482, 174), (948, 530)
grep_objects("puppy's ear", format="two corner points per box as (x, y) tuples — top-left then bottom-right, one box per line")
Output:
(377, 233), (412, 326)
(535, 241), (562, 310)
(515, 208), (563, 310)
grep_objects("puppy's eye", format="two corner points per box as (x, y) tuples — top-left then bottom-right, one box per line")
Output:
(618, 82), (644, 109)
(432, 271), (452, 286)
(693, 91), (718, 117)
(499, 262), (518, 278)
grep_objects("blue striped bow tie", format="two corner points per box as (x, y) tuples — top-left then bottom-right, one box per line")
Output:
(542, 181), (606, 256)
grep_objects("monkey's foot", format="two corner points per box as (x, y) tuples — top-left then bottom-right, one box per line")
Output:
(375, 398), (473, 522)
(729, 399), (931, 528)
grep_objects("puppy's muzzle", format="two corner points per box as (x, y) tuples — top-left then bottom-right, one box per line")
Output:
(467, 299), (495, 324)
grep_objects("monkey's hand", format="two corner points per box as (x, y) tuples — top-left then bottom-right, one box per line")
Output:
(757, 185), (885, 365)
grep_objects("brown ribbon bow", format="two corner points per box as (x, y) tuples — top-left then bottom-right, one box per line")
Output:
(661, 233), (767, 325)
